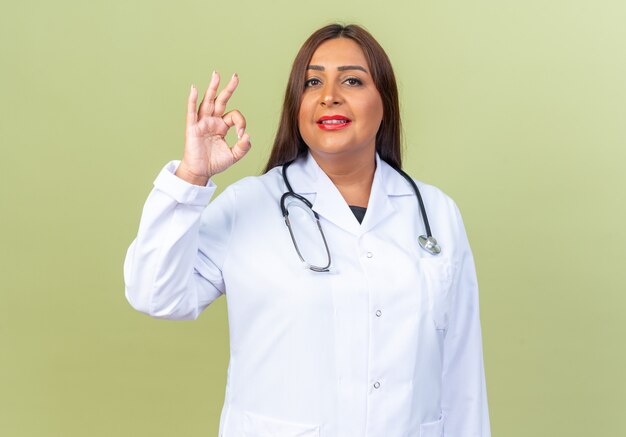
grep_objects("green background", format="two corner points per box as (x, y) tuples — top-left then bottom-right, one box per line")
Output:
(1, 0), (625, 435)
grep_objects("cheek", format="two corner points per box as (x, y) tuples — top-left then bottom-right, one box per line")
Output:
(297, 108), (306, 127)
(299, 95), (315, 115)
(359, 95), (384, 130)
(298, 98), (316, 135)
(368, 95), (384, 121)
(297, 111), (307, 137)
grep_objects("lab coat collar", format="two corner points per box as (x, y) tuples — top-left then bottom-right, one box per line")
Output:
(284, 152), (415, 236)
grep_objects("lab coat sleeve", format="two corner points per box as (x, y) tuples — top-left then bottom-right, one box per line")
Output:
(123, 160), (234, 320)
(441, 201), (491, 437)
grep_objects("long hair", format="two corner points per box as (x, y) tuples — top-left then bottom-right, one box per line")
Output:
(264, 23), (402, 172)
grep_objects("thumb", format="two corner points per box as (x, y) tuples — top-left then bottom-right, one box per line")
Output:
(230, 132), (252, 162)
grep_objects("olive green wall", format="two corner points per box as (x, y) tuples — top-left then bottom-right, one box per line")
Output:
(1, 0), (625, 435)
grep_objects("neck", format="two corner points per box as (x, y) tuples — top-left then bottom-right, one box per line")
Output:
(310, 149), (376, 208)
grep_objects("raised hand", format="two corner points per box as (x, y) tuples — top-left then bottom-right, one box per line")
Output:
(175, 71), (252, 185)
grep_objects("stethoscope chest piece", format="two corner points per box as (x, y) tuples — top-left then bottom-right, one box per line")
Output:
(281, 158), (443, 271)
(419, 235), (441, 255)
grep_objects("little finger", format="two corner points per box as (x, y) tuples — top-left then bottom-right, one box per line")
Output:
(186, 84), (198, 127)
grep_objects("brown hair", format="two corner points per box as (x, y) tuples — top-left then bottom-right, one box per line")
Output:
(264, 23), (402, 172)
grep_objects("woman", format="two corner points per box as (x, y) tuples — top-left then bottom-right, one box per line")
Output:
(124, 23), (490, 437)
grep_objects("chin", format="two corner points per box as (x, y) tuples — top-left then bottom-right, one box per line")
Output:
(309, 145), (353, 158)
(308, 141), (373, 159)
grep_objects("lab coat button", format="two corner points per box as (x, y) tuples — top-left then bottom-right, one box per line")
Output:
(375, 309), (382, 317)
(366, 251), (373, 258)
(373, 381), (381, 389)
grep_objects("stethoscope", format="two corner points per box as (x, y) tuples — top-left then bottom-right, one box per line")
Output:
(279, 158), (441, 272)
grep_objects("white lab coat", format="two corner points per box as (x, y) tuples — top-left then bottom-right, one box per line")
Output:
(124, 152), (490, 437)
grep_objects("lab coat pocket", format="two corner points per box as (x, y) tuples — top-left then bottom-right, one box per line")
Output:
(419, 415), (444, 437)
(242, 410), (320, 437)
(420, 257), (456, 332)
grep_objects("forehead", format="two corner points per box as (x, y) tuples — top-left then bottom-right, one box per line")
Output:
(309, 38), (368, 68)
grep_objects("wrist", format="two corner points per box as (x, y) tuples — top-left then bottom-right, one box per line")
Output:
(175, 162), (211, 186)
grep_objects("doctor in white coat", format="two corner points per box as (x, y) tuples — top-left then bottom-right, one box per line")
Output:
(124, 24), (490, 437)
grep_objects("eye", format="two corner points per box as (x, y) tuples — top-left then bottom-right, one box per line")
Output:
(344, 77), (363, 86)
(304, 78), (321, 88)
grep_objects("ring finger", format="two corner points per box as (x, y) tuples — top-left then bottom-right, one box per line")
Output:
(198, 71), (221, 118)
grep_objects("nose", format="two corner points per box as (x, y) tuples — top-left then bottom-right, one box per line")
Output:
(320, 82), (342, 106)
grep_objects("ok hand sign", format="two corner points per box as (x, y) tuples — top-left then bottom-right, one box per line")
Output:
(176, 71), (252, 185)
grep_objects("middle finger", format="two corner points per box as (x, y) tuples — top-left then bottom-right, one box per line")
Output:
(213, 73), (239, 116)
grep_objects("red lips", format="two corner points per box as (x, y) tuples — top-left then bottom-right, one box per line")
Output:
(316, 115), (352, 131)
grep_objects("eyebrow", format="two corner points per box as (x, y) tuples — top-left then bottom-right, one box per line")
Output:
(306, 65), (368, 73)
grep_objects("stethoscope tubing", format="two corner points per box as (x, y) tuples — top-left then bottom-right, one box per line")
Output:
(281, 158), (434, 238)
(280, 156), (441, 261)
(387, 164), (433, 239)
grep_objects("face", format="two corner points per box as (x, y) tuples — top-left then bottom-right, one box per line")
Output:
(298, 38), (384, 162)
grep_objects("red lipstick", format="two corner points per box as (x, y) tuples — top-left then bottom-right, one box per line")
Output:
(316, 115), (352, 130)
